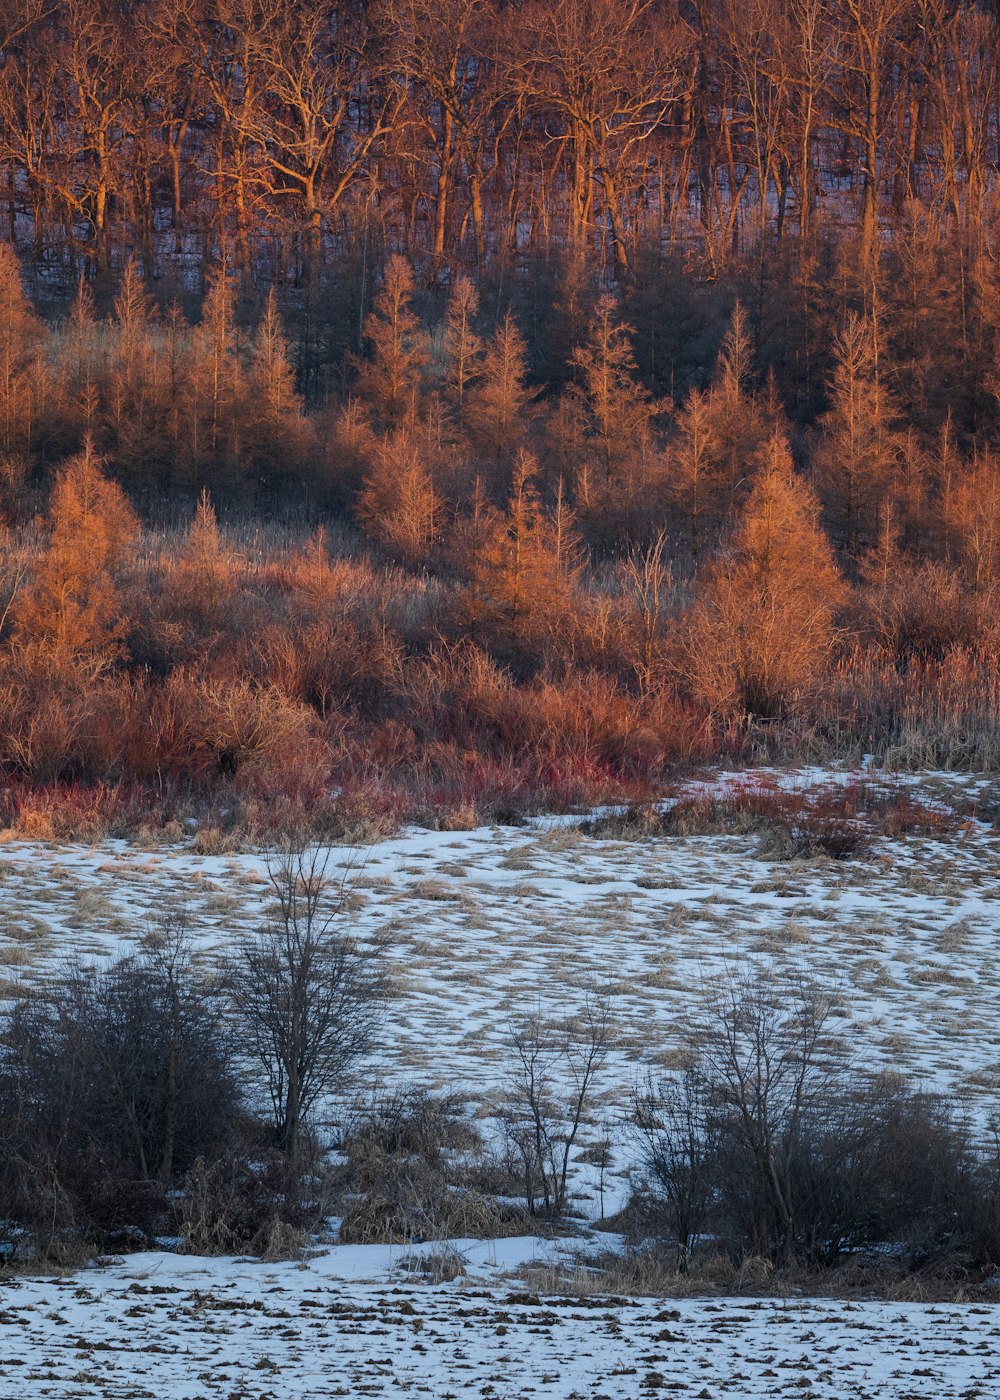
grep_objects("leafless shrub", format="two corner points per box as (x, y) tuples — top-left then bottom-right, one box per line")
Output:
(397, 1243), (468, 1282)
(633, 1063), (719, 1273)
(0, 932), (245, 1259)
(500, 993), (616, 1218)
(178, 1149), (314, 1258)
(227, 847), (386, 1164)
(632, 967), (999, 1280)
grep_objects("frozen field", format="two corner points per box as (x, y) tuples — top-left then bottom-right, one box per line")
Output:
(1, 1245), (999, 1399)
(0, 769), (998, 1132)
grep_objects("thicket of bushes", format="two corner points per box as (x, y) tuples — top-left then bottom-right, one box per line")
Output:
(0, 851), (386, 1263)
(583, 776), (967, 860)
(630, 974), (1000, 1287)
(1, 903), (997, 1297)
(0, 944), (297, 1262)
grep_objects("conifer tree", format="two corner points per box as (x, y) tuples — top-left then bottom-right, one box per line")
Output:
(356, 427), (444, 565)
(247, 289), (314, 485)
(353, 255), (429, 426)
(49, 275), (101, 451)
(463, 450), (581, 663)
(668, 302), (771, 566)
(185, 266), (246, 490)
(707, 300), (768, 517)
(464, 313), (535, 482)
(0, 239), (43, 462)
(16, 440), (140, 663)
(441, 275), (484, 409)
(668, 388), (724, 567)
(812, 315), (903, 555)
(168, 488), (236, 623)
(939, 451), (1000, 591)
(108, 260), (159, 477)
(686, 434), (845, 719)
(569, 295), (658, 488)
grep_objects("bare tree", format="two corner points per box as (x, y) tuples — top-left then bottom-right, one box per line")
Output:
(509, 0), (692, 270)
(501, 992), (615, 1217)
(692, 964), (840, 1266)
(633, 1063), (719, 1273)
(228, 847), (385, 1164)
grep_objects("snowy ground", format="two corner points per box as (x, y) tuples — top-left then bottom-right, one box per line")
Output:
(2, 1245), (1000, 1399)
(0, 769), (998, 1130)
(3, 768), (1000, 1397)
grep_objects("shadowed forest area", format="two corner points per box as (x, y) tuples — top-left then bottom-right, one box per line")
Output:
(2, 0), (1000, 834)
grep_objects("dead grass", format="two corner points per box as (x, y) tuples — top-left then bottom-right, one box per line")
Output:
(520, 1244), (1000, 1303)
(411, 878), (463, 902)
(582, 780), (965, 864)
(192, 826), (248, 857)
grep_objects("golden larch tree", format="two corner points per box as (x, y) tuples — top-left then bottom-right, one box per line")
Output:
(17, 442), (140, 662)
(167, 488), (238, 624)
(686, 434), (846, 720)
(463, 450), (582, 664)
(353, 254), (429, 426)
(0, 239), (44, 464)
(356, 427), (445, 566)
(463, 313), (535, 477)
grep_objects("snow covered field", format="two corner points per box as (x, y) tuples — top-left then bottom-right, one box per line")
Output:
(2, 1245), (999, 1399)
(0, 768), (998, 1132)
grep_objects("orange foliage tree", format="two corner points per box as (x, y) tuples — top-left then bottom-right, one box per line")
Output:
(353, 254), (429, 426)
(16, 442), (140, 662)
(686, 434), (846, 720)
(463, 451), (582, 665)
(166, 488), (238, 628)
(356, 427), (445, 565)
